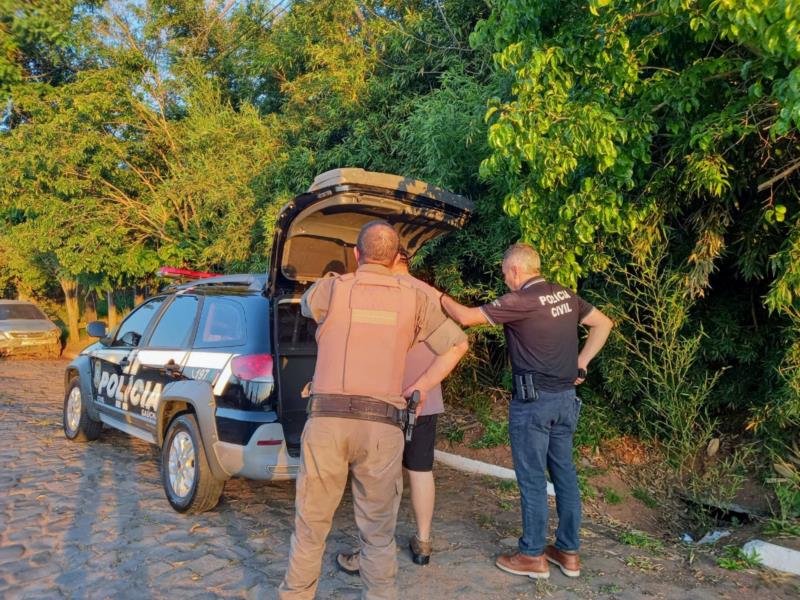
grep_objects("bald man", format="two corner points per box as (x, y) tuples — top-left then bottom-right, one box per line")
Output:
(279, 220), (468, 600)
(442, 243), (612, 580)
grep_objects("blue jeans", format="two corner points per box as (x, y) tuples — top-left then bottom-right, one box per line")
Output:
(509, 389), (581, 556)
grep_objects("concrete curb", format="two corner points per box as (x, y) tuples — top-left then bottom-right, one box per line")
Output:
(434, 449), (556, 497)
(742, 539), (800, 576)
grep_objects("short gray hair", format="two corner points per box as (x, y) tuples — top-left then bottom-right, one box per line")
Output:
(356, 220), (400, 266)
(503, 243), (541, 274)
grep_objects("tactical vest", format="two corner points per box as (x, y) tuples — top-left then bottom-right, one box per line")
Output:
(312, 270), (417, 408)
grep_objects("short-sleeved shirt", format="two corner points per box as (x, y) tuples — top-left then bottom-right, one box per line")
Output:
(480, 277), (594, 392)
(302, 264), (465, 354)
(397, 274), (448, 416)
(301, 264), (466, 405)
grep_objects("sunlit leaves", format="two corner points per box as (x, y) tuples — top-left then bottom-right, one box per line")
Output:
(477, 0), (800, 302)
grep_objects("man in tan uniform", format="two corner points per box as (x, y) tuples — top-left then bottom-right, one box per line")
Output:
(336, 247), (454, 574)
(278, 221), (468, 600)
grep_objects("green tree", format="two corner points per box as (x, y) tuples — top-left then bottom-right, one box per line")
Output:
(474, 0), (800, 440)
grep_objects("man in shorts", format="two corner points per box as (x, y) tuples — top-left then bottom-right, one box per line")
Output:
(337, 247), (459, 570)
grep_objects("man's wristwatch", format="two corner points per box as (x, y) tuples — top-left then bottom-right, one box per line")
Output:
(577, 367), (587, 380)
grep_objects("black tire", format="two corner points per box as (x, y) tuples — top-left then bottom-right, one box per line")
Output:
(161, 413), (224, 513)
(63, 377), (102, 442)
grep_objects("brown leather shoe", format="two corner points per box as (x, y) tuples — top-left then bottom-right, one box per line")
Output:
(544, 545), (581, 577)
(495, 552), (550, 579)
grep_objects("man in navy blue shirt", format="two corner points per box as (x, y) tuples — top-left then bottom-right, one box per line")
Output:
(442, 243), (613, 579)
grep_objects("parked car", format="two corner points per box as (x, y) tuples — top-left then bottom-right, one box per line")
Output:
(0, 300), (61, 358)
(62, 168), (473, 513)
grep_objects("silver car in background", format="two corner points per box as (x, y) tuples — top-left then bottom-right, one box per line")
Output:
(0, 300), (62, 358)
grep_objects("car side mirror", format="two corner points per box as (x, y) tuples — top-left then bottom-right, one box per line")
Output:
(87, 321), (107, 338)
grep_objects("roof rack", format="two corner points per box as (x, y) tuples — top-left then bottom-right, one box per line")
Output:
(165, 274), (267, 293)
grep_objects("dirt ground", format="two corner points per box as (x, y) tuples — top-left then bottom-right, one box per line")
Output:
(1, 359), (799, 599)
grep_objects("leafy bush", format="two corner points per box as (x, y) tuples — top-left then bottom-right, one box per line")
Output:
(766, 444), (800, 533)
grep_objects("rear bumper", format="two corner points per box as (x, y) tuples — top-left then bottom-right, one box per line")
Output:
(212, 422), (300, 480)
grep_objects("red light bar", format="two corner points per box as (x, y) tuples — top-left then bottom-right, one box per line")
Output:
(157, 266), (220, 279)
(257, 440), (282, 446)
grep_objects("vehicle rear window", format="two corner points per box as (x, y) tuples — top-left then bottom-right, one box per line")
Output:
(195, 297), (246, 348)
(147, 295), (199, 348)
(0, 304), (47, 320)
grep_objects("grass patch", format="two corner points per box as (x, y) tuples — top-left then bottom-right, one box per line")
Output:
(579, 465), (609, 477)
(496, 480), (518, 493)
(499, 499), (515, 511)
(577, 471), (597, 500)
(576, 465), (607, 500)
(477, 513), (494, 528)
(619, 530), (663, 552)
(603, 487), (624, 505)
(470, 418), (510, 448)
(444, 426), (464, 443)
(624, 555), (659, 571)
(764, 518), (800, 536)
(573, 390), (620, 450)
(716, 546), (761, 571)
(632, 487), (660, 509)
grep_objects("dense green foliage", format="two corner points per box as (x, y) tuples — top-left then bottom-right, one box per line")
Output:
(1, 1), (798, 477)
(471, 0), (800, 451)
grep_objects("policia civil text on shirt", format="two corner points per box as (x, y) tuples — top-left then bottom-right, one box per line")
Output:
(278, 221), (468, 600)
(441, 243), (613, 580)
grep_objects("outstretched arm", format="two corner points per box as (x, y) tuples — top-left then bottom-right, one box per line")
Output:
(440, 295), (488, 327)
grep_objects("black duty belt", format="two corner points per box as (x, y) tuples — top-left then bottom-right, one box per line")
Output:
(307, 394), (404, 428)
(513, 372), (538, 402)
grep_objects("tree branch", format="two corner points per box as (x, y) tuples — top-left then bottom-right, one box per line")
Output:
(758, 158), (800, 192)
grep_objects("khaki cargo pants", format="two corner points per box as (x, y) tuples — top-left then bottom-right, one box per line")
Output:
(278, 416), (405, 600)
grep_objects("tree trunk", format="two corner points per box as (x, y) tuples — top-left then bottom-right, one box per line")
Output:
(134, 285), (145, 307)
(60, 278), (80, 345)
(107, 290), (118, 329)
(84, 291), (97, 323)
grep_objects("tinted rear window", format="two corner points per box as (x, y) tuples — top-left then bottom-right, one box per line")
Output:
(148, 296), (200, 348)
(195, 297), (246, 348)
(0, 304), (46, 320)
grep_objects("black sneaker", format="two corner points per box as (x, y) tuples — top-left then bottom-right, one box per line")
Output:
(410, 535), (433, 565)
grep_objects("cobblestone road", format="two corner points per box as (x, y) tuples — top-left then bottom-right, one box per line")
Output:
(1, 360), (798, 599)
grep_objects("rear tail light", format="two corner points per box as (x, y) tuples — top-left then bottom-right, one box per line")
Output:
(231, 354), (273, 382)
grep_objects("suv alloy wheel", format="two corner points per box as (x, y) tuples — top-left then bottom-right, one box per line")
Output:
(161, 413), (224, 513)
(63, 377), (102, 442)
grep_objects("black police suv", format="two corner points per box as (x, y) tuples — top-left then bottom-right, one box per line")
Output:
(63, 168), (473, 513)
